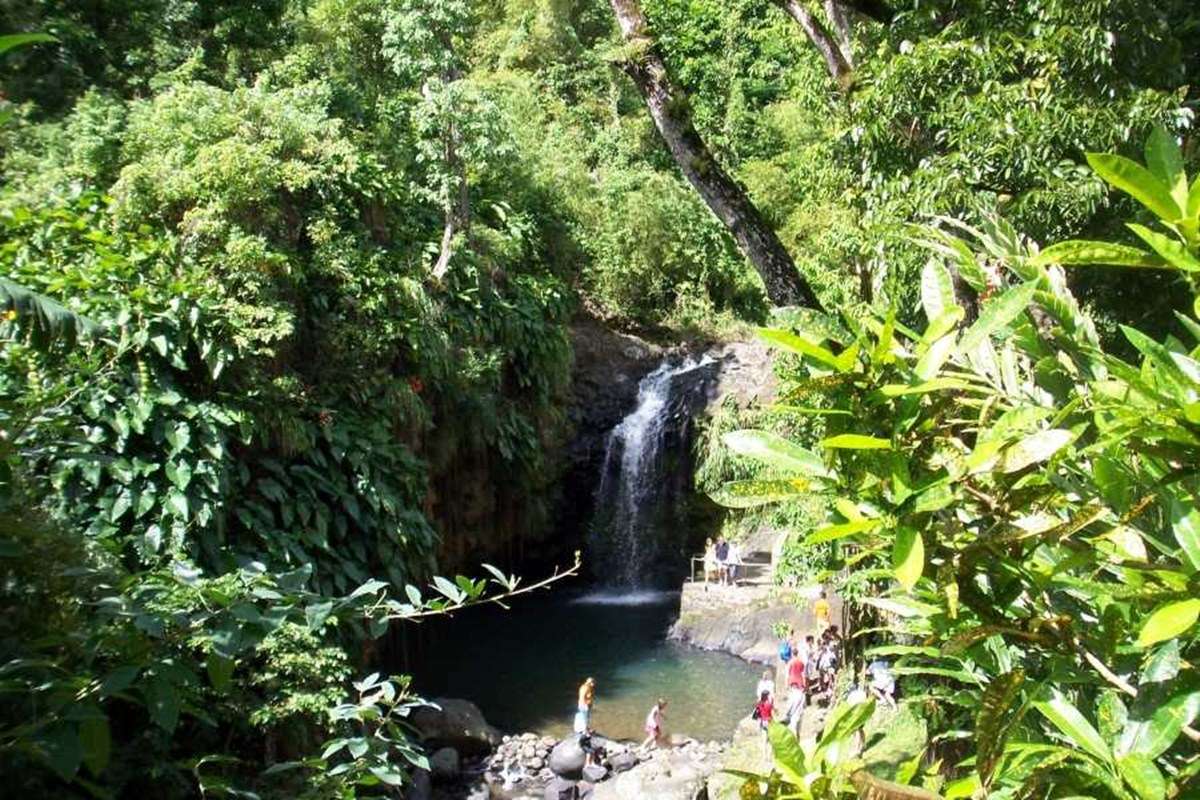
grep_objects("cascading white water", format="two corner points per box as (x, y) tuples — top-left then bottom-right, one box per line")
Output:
(592, 356), (715, 587)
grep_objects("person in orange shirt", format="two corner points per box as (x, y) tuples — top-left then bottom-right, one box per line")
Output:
(813, 590), (831, 632)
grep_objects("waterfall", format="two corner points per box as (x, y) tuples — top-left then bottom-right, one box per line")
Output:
(590, 356), (716, 587)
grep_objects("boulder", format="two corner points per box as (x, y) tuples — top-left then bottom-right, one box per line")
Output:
(410, 698), (501, 757)
(429, 747), (460, 781)
(582, 763), (608, 783)
(408, 768), (432, 800)
(608, 751), (638, 773)
(548, 736), (586, 779)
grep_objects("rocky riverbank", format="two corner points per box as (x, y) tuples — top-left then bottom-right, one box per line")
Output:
(408, 697), (732, 799)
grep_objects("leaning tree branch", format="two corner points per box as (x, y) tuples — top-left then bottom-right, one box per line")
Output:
(607, 0), (821, 308)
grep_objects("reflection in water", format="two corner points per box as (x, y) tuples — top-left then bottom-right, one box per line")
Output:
(408, 588), (760, 742)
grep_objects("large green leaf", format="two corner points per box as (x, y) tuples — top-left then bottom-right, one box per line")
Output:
(880, 378), (972, 397)
(999, 428), (1075, 473)
(1032, 240), (1166, 269)
(1136, 599), (1200, 647)
(722, 430), (832, 478)
(0, 33), (56, 56)
(921, 259), (958, 323)
(957, 281), (1038, 354)
(1144, 126), (1188, 211)
(79, 715), (111, 777)
(1127, 224), (1200, 272)
(767, 721), (808, 785)
(976, 670), (1025, 787)
(1119, 690), (1200, 760)
(709, 478), (809, 509)
(1087, 152), (1183, 223)
(1190, 173), (1200, 219)
(756, 327), (847, 371)
(1035, 693), (1111, 764)
(1118, 753), (1166, 800)
(821, 434), (891, 450)
(892, 527), (924, 591)
(806, 518), (881, 545)
(0, 277), (100, 350)
(1167, 494), (1200, 571)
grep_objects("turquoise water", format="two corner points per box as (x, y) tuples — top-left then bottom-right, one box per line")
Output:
(408, 588), (762, 742)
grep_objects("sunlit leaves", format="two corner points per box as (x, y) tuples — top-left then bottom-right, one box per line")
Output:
(709, 478), (810, 509)
(892, 527), (923, 591)
(722, 430), (832, 478)
(1035, 693), (1111, 764)
(1136, 599), (1200, 647)
(1086, 152), (1183, 223)
(956, 281), (1038, 354)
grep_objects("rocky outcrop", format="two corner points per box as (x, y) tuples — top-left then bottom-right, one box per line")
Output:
(410, 698), (502, 757)
(669, 583), (822, 664)
(592, 740), (728, 800)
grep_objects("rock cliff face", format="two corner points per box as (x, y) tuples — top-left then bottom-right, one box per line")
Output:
(432, 314), (779, 581)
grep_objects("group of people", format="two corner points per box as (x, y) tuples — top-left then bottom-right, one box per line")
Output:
(573, 677), (669, 754)
(750, 594), (842, 754)
(701, 536), (743, 585)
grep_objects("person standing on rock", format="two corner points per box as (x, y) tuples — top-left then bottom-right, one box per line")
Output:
(755, 669), (774, 703)
(813, 590), (831, 632)
(727, 539), (743, 586)
(786, 646), (807, 694)
(703, 538), (718, 584)
(641, 698), (667, 751)
(752, 689), (774, 758)
(575, 677), (595, 734)
(715, 537), (730, 585)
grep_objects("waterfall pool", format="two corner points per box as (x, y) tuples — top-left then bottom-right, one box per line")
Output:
(407, 587), (763, 743)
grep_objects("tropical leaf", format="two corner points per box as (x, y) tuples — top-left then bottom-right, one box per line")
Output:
(892, 527), (924, 591)
(709, 478), (809, 509)
(1118, 753), (1166, 800)
(757, 327), (847, 371)
(0, 277), (100, 350)
(1126, 224), (1200, 272)
(976, 669), (1025, 787)
(880, 378), (972, 397)
(767, 721), (808, 786)
(999, 429), (1075, 473)
(821, 434), (891, 450)
(806, 519), (881, 545)
(1167, 493), (1200, 571)
(1144, 126), (1188, 210)
(1035, 692), (1111, 764)
(1118, 689), (1200, 760)
(1087, 152), (1183, 223)
(722, 430), (832, 478)
(957, 281), (1038, 354)
(1136, 599), (1200, 647)
(0, 33), (57, 56)
(921, 259), (958, 323)
(1032, 240), (1166, 269)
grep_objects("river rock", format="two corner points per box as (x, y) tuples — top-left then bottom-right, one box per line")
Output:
(608, 751), (638, 773)
(410, 698), (501, 756)
(582, 764), (608, 783)
(591, 747), (718, 800)
(429, 747), (460, 781)
(548, 737), (586, 779)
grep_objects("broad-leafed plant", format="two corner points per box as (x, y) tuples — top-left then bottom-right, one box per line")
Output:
(714, 129), (1200, 799)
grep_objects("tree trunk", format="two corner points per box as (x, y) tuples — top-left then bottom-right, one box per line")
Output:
(773, 0), (854, 88)
(608, 0), (820, 309)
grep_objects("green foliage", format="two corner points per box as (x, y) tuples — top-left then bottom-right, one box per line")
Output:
(713, 132), (1200, 798)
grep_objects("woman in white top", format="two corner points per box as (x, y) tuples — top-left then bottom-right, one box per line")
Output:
(755, 669), (774, 702)
(641, 698), (667, 750)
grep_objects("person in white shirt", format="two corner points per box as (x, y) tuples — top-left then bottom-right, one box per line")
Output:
(755, 669), (774, 703)
(727, 540), (743, 585)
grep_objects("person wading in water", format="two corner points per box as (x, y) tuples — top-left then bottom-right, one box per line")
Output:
(575, 677), (595, 734)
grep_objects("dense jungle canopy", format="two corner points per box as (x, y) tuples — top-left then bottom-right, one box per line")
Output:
(1, 1), (1199, 798)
